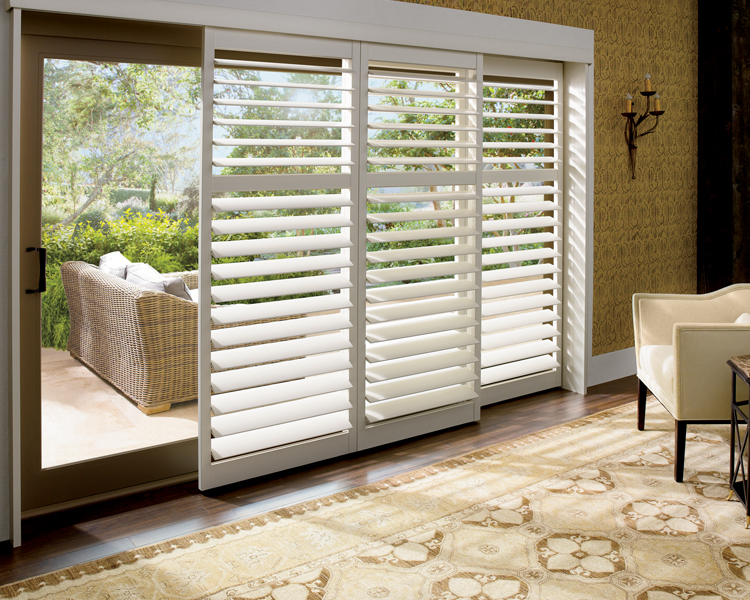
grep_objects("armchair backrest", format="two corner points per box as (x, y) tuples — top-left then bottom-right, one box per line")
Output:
(634, 284), (750, 353)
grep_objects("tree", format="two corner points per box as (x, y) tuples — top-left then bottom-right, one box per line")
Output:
(42, 59), (201, 228)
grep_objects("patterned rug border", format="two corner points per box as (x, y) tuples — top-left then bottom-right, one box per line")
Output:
(0, 401), (641, 597)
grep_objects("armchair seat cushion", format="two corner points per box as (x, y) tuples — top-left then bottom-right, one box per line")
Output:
(638, 345), (675, 414)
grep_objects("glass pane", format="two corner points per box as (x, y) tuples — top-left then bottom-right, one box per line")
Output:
(41, 59), (201, 468)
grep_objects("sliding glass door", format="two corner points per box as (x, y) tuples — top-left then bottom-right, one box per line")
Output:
(18, 19), (202, 511)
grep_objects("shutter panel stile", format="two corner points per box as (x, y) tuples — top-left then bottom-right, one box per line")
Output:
(480, 65), (563, 388)
(363, 57), (481, 426)
(202, 34), (357, 480)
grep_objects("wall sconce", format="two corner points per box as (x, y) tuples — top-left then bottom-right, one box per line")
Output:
(621, 73), (665, 179)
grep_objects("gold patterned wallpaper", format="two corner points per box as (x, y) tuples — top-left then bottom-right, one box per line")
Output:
(396, 0), (699, 356)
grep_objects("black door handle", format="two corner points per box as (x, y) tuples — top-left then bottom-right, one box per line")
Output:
(26, 247), (47, 294)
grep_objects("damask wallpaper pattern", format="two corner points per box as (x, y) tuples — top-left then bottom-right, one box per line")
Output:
(396, 0), (699, 356)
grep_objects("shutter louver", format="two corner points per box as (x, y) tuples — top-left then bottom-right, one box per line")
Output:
(363, 56), (481, 427)
(480, 63), (563, 388)
(200, 31), (358, 486)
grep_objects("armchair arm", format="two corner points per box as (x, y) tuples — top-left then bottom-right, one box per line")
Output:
(133, 290), (198, 407)
(673, 322), (750, 420)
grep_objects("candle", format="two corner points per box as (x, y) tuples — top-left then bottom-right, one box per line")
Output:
(654, 93), (662, 112)
(625, 93), (633, 113)
(644, 73), (652, 92)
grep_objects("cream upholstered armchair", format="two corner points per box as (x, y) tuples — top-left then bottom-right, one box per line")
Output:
(633, 284), (750, 482)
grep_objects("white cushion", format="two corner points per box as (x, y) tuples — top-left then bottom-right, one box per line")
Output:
(188, 287), (200, 303)
(639, 345), (675, 408)
(125, 263), (192, 300)
(99, 251), (131, 279)
(125, 262), (165, 292)
(735, 313), (750, 324)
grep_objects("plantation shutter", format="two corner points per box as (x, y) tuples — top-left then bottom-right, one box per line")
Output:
(359, 44), (482, 449)
(199, 28), (359, 489)
(479, 56), (563, 399)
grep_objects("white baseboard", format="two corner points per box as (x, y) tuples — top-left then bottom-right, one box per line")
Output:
(588, 347), (636, 387)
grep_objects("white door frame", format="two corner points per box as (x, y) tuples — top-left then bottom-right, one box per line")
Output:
(6, 0), (594, 544)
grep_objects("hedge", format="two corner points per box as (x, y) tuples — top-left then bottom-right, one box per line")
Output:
(109, 188), (151, 205)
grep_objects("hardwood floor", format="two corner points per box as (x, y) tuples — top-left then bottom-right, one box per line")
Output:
(0, 376), (638, 586)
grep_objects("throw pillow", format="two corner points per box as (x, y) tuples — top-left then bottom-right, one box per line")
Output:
(99, 251), (132, 279)
(125, 262), (166, 292)
(163, 277), (192, 301)
(126, 263), (193, 300)
(735, 313), (750, 324)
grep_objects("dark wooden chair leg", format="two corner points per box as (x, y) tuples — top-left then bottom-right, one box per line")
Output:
(637, 379), (648, 431)
(674, 420), (687, 482)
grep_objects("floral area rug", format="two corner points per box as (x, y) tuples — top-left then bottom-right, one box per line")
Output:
(2, 400), (750, 599)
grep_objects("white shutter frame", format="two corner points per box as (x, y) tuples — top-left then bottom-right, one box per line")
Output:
(479, 57), (563, 398)
(199, 28), (358, 491)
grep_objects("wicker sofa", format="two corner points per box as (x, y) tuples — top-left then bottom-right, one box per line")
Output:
(61, 261), (200, 415)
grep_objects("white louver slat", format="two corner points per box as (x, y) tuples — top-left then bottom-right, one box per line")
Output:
(211, 412), (353, 460)
(212, 254), (352, 280)
(479, 60), (563, 389)
(211, 392), (352, 437)
(199, 31), (358, 490)
(363, 55), (481, 430)
(211, 294), (352, 325)
(365, 385), (477, 423)
(366, 367), (477, 402)
(366, 348), (478, 382)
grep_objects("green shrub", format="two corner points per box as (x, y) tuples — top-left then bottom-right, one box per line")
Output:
(42, 204), (68, 227)
(112, 198), (150, 220)
(74, 208), (111, 230)
(41, 267), (70, 351)
(109, 188), (150, 205)
(156, 195), (180, 213)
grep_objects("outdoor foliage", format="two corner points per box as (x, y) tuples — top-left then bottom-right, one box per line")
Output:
(110, 188), (151, 205)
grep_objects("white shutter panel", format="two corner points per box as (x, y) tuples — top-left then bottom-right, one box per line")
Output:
(480, 57), (563, 393)
(359, 45), (481, 448)
(199, 29), (358, 490)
